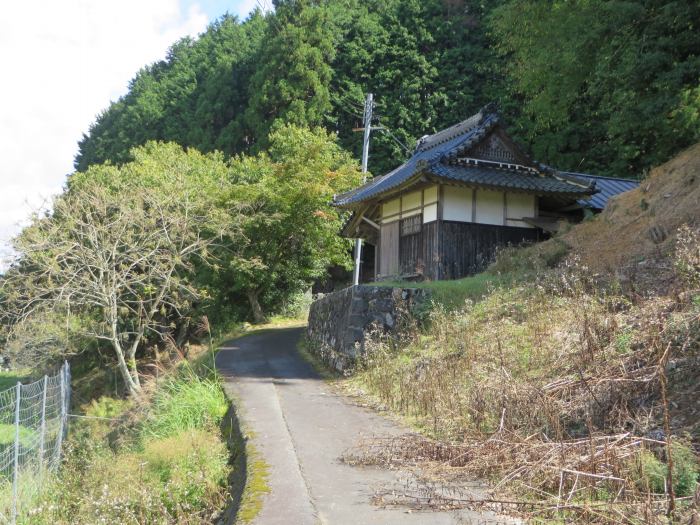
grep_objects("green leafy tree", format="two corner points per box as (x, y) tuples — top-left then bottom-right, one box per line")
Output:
(490, 0), (700, 176)
(243, 1), (336, 149)
(220, 124), (361, 322)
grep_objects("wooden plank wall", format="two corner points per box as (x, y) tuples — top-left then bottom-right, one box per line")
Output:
(400, 232), (421, 275)
(438, 222), (539, 279)
(399, 215), (423, 275)
(382, 214), (539, 280)
(379, 221), (400, 276)
(421, 221), (440, 280)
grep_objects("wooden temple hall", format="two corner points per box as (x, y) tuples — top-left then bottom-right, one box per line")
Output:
(334, 105), (638, 282)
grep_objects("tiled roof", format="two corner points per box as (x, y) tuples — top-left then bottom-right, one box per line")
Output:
(334, 109), (502, 207)
(560, 172), (640, 210)
(334, 107), (594, 207)
(430, 164), (593, 195)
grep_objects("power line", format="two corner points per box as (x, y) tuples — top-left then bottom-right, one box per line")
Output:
(333, 85), (366, 110)
(377, 119), (411, 155)
(334, 101), (364, 120)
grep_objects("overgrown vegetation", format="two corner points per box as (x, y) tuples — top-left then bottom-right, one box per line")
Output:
(349, 242), (699, 522)
(22, 357), (231, 524)
(344, 151), (700, 522)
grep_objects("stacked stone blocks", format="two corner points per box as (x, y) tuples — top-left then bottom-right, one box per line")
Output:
(306, 285), (428, 371)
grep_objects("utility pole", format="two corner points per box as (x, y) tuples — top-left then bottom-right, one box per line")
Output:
(353, 93), (373, 286)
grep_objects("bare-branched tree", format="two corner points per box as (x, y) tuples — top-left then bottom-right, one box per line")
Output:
(2, 182), (219, 396)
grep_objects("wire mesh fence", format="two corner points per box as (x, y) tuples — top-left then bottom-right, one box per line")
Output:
(0, 362), (70, 524)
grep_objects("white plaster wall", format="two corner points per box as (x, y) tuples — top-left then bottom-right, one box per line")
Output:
(506, 193), (536, 228)
(423, 203), (437, 223)
(475, 189), (504, 225)
(443, 186), (473, 222)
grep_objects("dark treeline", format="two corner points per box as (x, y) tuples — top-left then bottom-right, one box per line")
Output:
(75, 0), (700, 179)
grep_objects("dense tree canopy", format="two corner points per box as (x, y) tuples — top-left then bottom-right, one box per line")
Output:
(74, 0), (699, 178)
(491, 0), (700, 176)
(209, 124), (361, 323)
(74, 1), (505, 175)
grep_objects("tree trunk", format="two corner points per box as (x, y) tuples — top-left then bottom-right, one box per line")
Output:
(111, 338), (141, 396)
(126, 327), (144, 391)
(109, 309), (141, 396)
(175, 318), (190, 349)
(247, 289), (267, 324)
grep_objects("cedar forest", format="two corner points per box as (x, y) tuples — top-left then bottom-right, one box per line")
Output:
(76, 0), (700, 177)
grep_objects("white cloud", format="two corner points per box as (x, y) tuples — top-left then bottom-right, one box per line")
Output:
(0, 0), (209, 270)
(235, 0), (264, 17)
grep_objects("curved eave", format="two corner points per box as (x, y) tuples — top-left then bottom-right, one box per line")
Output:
(423, 174), (595, 198)
(334, 170), (427, 209)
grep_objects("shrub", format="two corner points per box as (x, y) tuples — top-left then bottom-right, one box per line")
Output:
(636, 442), (699, 497)
(279, 289), (313, 319)
(75, 396), (133, 440)
(140, 369), (228, 440)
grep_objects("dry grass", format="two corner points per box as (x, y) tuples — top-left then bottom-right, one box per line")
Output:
(561, 142), (700, 291)
(343, 432), (699, 524)
(347, 225), (700, 523)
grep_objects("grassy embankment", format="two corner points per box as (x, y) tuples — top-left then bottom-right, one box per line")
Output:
(0, 369), (33, 446)
(20, 348), (230, 525)
(0, 370), (31, 391)
(341, 145), (700, 523)
(11, 312), (306, 524)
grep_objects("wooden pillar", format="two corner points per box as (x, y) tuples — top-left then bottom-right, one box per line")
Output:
(436, 184), (444, 280)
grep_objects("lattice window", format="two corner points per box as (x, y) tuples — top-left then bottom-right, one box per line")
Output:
(400, 215), (422, 236)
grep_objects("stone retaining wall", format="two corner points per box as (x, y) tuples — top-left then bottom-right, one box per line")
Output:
(306, 285), (429, 371)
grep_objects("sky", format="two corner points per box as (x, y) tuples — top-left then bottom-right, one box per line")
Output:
(0, 0), (263, 269)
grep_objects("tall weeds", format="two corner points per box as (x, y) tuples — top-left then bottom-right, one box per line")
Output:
(351, 227), (700, 522)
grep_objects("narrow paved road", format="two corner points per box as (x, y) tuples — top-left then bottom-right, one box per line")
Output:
(216, 327), (510, 525)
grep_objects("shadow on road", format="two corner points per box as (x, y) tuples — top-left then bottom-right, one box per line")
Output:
(218, 404), (248, 525)
(216, 327), (320, 381)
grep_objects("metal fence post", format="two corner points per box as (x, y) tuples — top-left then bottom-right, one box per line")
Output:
(0, 363), (71, 523)
(11, 381), (21, 525)
(55, 364), (66, 459)
(64, 361), (71, 440)
(38, 375), (48, 480)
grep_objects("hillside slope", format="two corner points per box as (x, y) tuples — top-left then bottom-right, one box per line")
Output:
(564, 142), (700, 291)
(344, 144), (700, 523)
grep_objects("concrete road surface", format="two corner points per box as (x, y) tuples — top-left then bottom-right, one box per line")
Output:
(216, 326), (513, 525)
